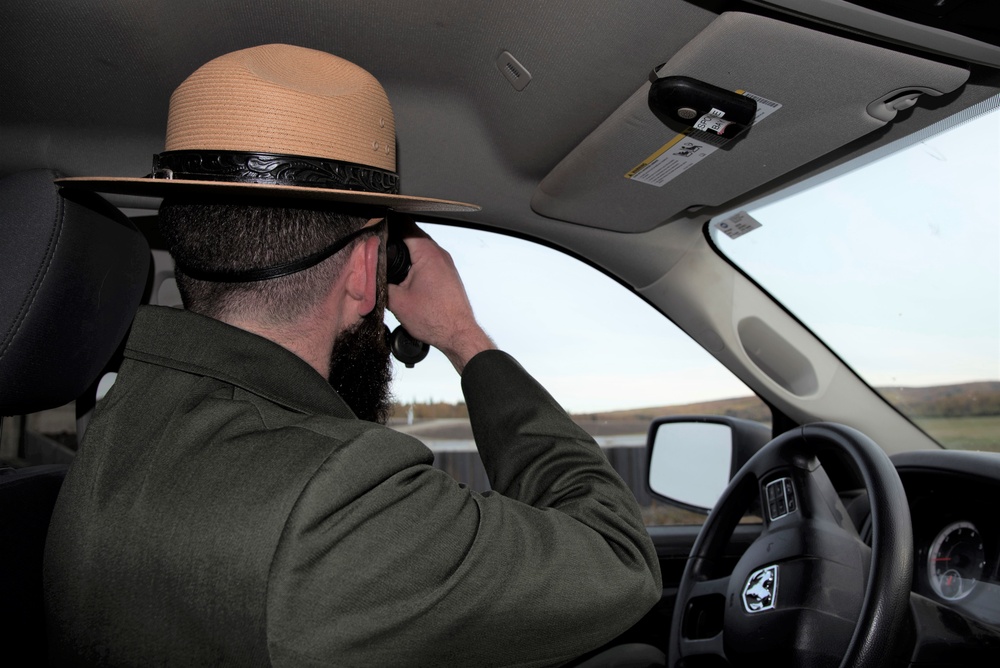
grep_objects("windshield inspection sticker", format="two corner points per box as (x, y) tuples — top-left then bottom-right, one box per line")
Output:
(712, 211), (761, 240)
(626, 90), (782, 188)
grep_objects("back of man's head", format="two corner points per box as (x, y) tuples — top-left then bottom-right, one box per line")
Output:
(158, 198), (370, 325)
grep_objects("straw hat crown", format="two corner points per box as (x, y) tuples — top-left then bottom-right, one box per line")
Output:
(165, 44), (396, 172)
(56, 43), (478, 212)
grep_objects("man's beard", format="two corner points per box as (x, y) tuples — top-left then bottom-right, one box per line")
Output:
(328, 278), (394, 424)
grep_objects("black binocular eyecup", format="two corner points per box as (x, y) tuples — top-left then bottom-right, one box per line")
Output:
(386, 213), (412, 286)
(386, 235), (410, 286)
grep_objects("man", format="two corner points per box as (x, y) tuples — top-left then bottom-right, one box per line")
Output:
(45, 44), (661, 666)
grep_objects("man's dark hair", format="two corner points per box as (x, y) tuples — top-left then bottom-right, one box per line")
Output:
(158, 198), (376, 323)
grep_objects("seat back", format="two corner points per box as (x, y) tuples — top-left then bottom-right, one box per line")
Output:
(0, 170), (150, 657)
(1, 170), (150, 414)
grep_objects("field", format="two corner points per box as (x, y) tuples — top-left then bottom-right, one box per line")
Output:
(914, 416), (1000, 452)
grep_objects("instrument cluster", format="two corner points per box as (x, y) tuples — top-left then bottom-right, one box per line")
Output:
(904, 470), (1000, 626)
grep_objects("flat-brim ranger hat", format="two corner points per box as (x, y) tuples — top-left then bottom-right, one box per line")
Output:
(56, 44), (478, 213)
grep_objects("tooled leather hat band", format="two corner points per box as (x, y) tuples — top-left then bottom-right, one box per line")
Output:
(151, 150), (400, 194)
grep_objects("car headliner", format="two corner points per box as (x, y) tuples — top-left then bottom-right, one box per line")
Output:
(4, 0), (999, 453)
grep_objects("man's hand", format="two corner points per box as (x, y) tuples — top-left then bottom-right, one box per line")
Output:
(386, 218), (495, 374)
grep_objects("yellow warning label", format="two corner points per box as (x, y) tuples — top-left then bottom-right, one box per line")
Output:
(624, 133), (686, 179)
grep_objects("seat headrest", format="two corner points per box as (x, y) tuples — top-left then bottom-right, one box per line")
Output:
(0, 170), (150, 416)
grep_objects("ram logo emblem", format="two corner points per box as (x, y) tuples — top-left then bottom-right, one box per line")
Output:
(743, 565), (778, 613)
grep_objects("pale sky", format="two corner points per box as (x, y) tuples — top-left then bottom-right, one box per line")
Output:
(717, 104), (1000, 389)
(385, 226), (753, 413)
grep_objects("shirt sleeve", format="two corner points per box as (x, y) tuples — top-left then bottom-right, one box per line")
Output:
(266, 350), (662, 668)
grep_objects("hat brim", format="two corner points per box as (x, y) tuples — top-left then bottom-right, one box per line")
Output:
(55, 176), (480, 213)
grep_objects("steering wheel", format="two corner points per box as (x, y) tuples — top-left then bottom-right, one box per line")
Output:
(668, 423), (913, 667)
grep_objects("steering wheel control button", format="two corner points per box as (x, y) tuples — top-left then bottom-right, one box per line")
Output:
(742, 565), (778, 613)
(783, 478), (796, 512)
(765, 477), (796, 521)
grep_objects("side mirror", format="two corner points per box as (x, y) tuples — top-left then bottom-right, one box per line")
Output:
(646, 416), (771, 513)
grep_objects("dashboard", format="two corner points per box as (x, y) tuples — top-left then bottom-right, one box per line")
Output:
(894, 450), (1000, 627)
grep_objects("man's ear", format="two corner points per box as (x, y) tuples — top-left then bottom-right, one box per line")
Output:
(345, 234), (381, 316)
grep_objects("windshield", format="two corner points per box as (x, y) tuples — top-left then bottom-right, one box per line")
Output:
(712, 99), (1000, 451)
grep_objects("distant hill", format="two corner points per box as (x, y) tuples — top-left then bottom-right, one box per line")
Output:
(879, 381), (1000, 418)
(576, 381), (1000, 422)
(392, 381), (1000, 424)
(574, 395), (770, 423)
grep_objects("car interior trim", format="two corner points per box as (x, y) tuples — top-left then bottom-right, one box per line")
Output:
(531, 11), (969, 232)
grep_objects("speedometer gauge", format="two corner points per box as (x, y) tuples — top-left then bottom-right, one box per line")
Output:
(927, 521), (986, 601)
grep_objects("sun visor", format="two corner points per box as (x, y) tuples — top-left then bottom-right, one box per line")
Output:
(531, 12), (969, 232)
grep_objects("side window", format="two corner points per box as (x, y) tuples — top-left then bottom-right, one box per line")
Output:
(0, 405), (78, 467)
(0, 222), (772, 530)
(386, 223), (768, 526)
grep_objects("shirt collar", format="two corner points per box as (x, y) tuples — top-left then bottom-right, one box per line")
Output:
(124, 305), (356, 419)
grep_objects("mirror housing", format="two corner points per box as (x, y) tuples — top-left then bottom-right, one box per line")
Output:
(646, 416), (771, 513)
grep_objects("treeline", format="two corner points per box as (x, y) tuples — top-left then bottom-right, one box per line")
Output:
(390, 401), (469, 420)
(391, 382), (1000, 423)
(574, 383), (1000, 422)
(391, 396), (770, 423)
(576, 395), (771, 424)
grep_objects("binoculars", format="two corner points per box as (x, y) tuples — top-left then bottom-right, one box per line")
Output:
(385, 220), (430, 367)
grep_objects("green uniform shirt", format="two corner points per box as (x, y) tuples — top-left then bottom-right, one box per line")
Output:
(44, 306), (661, 667)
